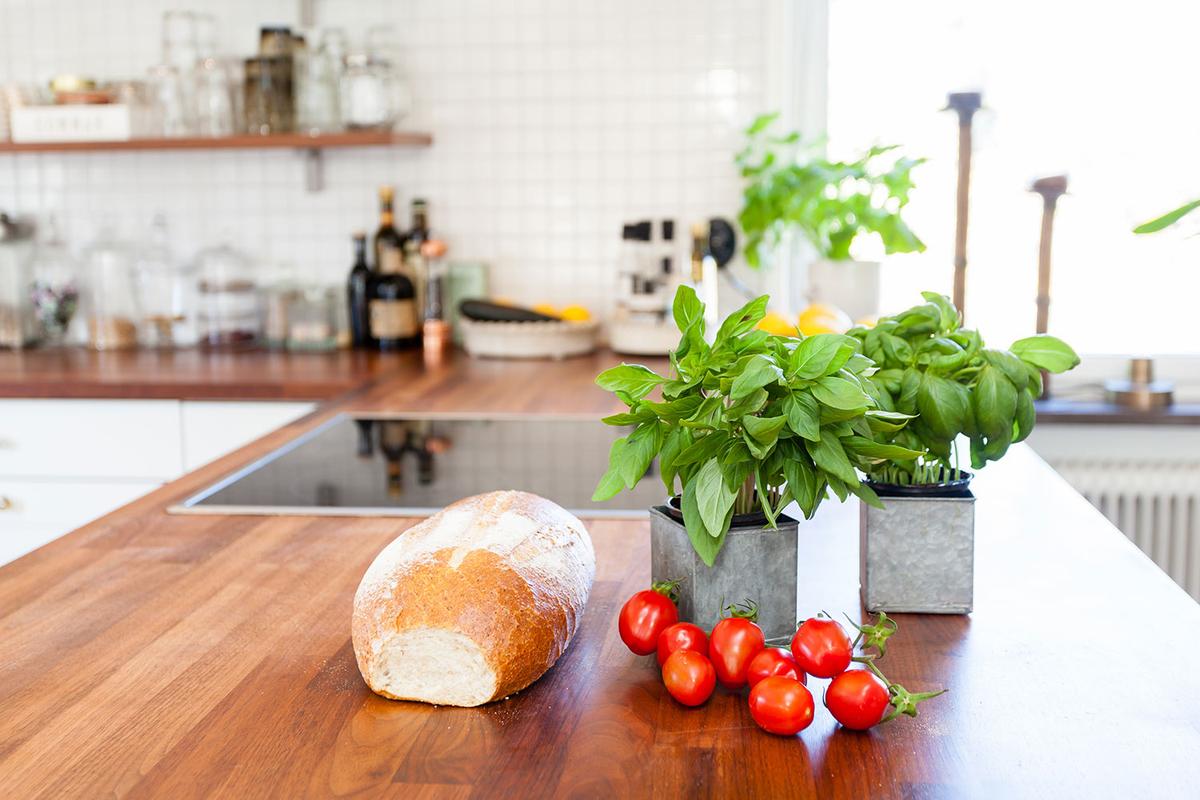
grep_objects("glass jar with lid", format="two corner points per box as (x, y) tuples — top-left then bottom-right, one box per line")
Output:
(134, 215), (195, 348)
(195, 242), (260, 349)
(82, 227), (139, 350)
(0, 212), (37, 348)
(28, 215), (80, 346)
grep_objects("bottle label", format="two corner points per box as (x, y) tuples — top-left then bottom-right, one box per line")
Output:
(370, 298), (417, 339)
(379, 245), (403, 275)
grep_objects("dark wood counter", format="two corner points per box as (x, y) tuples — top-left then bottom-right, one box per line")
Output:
(1, 353), (1199, 798)
(0, 348), (414, 400)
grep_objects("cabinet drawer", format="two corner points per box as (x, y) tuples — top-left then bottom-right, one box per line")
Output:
(0, 400), (183, 480)
(0, 478), (161, 566)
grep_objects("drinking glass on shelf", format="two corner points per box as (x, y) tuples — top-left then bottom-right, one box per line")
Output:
(193, 57), (235, 136)
(295, 29), (344, 134)
(82, 227), (140, 351)
(162, 10), (199, 70)
(148, 63), (195, 137)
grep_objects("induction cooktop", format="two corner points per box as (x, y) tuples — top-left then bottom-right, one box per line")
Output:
(170, 414), (665, 518)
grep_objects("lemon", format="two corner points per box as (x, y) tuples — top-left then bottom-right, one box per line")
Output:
(559, 304), (591, 322)
(756, 310), (798, 336)
(797, 303), (852, 336)
(531, 303), (561, 318)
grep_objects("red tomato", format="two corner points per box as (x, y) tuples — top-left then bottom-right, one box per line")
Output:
(748, 676), (815, 736)
(661, 650), (716, 707)
(656, 622), (709, 666)
(709, 616), (766, 689)
(745, 646), (806, 688)
(618, 587), (678, 656)
(824, 669), (890, 730)
(791, 617), (852, 678)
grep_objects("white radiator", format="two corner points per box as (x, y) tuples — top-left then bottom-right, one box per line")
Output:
(1047, 459), (1200, 601)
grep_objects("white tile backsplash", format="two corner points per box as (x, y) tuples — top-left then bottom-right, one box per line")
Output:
(0, 0), (770, 314)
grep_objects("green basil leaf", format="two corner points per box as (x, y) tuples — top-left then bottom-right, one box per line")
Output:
(681, 478), (727, 567)
(659, 426), (691, 495)
(695, 458), (737, 541)
(600, 406), (658, 426)
(973, 364), (1018, 441)
(641, 395), (703, 421)
(714, 295), (769, 345)
(790, 334), (850, 379)
(846, 478), (885, 509)
(620, 422), (662, 488)
(723, 387), (769, 420)
(1010, 335), (1081, 373)
(742, 414), (788, 459)
(591, 436), (628, 501)
(916, 372), (970, 441)
(1013, 387), (1037, 443)
(805, 429), (860, 485)
(920, 291), (960, 331)
(783, 452), (819, 518)
(842, 435), (923, 462)
(785, 392), (821, 442)
(672, 284), (705, 338)
(595, 363), (665, 400)
(898, 367), (921, 414)
(731, 354), (784, 399)
(675, 430), (729, 466)
(864, 409), (915, 433)
(983, 349), (1029, 391)
(812, 376), (872, 411)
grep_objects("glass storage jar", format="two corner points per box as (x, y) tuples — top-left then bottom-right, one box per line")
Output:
(195, 243), (260, 349)
(28, 215), (79, 346)
(286, 285), (339, 351)
(82, 228), (140, 350)
(0, 213), (37, 348)
(134, 215), (195, 348)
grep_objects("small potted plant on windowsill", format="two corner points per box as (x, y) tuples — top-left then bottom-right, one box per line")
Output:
(737, 112), (926, 321)
(592, 286), (920, 640)
(848, 292), (1080, 614)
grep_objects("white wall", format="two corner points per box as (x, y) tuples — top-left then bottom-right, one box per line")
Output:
(0, 0), (776, 316)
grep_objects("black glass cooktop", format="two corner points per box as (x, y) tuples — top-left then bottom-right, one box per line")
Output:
(172, 414), (665, 518)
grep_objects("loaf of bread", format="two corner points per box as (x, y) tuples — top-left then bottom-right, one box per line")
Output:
(352, 490), (596, 707)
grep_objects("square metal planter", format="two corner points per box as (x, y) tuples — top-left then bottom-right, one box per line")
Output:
(649, 505), (798, 642)
(859, 490), (975, 614)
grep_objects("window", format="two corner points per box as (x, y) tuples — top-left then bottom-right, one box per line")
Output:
(828, 0), (1199, 354)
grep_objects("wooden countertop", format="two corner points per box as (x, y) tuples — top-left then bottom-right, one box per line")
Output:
(1, 353), (1200, 798)
(0, 348), (415, 400)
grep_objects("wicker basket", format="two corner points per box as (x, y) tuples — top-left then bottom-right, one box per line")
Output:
(459, 318), (599, 359)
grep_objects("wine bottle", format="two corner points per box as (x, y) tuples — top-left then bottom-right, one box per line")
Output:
(347, 232), (372, 347)
(373, 186), (405, 277)
(367, 241), (419, 351)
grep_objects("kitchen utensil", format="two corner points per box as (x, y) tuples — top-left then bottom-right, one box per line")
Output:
(458, 299), (557, 323)
(944, 91), (983, 318)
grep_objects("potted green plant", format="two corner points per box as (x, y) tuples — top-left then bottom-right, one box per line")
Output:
(592, 286), (920, 640)
(847, 292), (1080, 613)
(737, 112), (926, 321)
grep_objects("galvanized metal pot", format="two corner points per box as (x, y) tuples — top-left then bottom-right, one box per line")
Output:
(859, 483), (975, 614)
(649, 503), (798, 642)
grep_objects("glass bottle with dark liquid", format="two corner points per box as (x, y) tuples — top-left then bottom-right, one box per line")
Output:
(347, 232), (372, 347)
(368, 187), (418, 349)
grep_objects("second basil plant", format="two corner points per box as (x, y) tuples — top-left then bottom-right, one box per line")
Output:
(592, 286), (920, 566)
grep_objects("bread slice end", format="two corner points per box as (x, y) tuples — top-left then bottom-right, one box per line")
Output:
(365, 627), (498, 707)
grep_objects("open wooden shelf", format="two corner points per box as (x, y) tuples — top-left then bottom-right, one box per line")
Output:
(0, 130), (433, 191)
(0, 130), (432, 154)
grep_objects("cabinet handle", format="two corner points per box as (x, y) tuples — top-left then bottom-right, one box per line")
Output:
(0, 496), (10, 511)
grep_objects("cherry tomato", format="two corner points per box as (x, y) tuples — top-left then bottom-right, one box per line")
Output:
(661, 650), (717, 707)
(656, 622), (709, 666)
(746, 646), (806, 688)
(618, 585), (679, 656)
(791, 617), (852, 678)
(824, 669), (890, 730)
(748, 676), (815, 736)
(709, 616), (765, 689)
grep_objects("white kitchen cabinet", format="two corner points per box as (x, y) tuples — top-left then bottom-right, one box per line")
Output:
(0, 398), (314, 567)
(0, 478), (161, 565)
(0, 399), (183, 480)
(180, 401), (314, 472)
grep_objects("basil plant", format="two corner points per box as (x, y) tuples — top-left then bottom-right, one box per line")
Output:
(848, 292), (1080, 485)
(592, 286), (920, 566)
